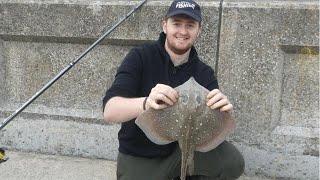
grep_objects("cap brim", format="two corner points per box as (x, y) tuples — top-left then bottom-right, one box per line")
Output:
(166, 9), (201, 22)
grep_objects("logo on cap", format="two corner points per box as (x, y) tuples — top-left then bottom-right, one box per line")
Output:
(176, 1), (196, 9)
(166, 0), (202, 22)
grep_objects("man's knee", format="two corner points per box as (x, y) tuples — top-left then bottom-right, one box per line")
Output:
(220, 143), (245, 179)
(229, 155), (244, 179)
(192, 141), (245, 179)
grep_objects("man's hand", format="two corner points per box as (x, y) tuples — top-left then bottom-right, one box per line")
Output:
(146, 84), (179, 110)
(206, 89), (233, 112)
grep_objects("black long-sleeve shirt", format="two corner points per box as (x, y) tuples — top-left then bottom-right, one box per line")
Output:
(103, 32), (219, 158)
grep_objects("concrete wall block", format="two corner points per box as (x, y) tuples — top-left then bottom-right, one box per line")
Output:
(280, 53), (319, 126)
(219, 0), (319, 148)
(0, 0), (219, 116)
(219, 3), (285, 144)
(2, 40), (131, 109)
(236, 142), (319, 179)
(0, 113), (120, 160)
(219, 1), (319, 178)
(0, 1), (218, 65)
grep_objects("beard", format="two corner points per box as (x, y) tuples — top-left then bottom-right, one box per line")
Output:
(166, 38), (193, 55)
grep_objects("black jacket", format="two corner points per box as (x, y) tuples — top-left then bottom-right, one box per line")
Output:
(103, 32), (219, 158)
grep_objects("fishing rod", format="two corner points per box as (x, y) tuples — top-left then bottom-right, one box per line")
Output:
(0, 0), (147, 131)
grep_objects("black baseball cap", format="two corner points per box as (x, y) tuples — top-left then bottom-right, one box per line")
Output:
(166, 0), (202, 22)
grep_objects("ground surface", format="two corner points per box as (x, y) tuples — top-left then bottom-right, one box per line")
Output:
(0, 150), (274, 180)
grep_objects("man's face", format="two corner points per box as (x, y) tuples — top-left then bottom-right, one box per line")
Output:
(162, 15), (201, 55)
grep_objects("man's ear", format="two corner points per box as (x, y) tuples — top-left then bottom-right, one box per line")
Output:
(162, 20), (167, 34)
(197, 26), (202, 37)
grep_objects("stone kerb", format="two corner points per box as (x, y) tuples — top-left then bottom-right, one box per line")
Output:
(219, 0), (319, 179)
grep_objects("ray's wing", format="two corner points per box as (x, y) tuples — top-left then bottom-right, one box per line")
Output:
(135, 101), (189, 145)
(194, 109), (235, 152)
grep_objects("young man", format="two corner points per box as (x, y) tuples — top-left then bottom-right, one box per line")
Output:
(103, 0), (244, 179)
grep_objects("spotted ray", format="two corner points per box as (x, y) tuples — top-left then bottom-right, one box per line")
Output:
(135, 77), (235, 180)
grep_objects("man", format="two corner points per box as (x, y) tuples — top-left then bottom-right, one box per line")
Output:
(103, 0), (244, 179)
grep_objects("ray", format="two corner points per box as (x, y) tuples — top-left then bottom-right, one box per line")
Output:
(135, 77), (235, 180)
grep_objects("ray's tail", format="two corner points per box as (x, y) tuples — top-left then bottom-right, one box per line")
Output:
(180, 148), (188, 180)
(179, 124), (195, 180)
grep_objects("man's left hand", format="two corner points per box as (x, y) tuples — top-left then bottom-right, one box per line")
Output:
(206, 89), (233, 112)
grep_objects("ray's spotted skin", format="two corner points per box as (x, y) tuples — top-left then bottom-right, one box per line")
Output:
(135, 77), (235, 180)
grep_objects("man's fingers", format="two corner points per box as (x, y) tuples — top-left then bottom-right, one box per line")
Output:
(154, 84), (179, 103)
(209, 98), (229, 110)
(207, 93), (224, 107)
(156, 93), (174, 106)
(206, 89), (220, 99)
(206, 88), (234, 112)
(160, 86), (179, 102)
(148, 99), (168, 110)
(219, 103), (233, 112)
(147, 83), (179, 110)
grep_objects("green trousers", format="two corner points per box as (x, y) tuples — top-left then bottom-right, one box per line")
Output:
(117, 141), (245, 180)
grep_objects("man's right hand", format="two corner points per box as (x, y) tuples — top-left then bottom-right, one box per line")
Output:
(146, 84), (179, 110)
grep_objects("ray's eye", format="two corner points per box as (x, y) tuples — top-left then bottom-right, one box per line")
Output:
(196, 95), (201, 104)
(181, 94), (188, 104)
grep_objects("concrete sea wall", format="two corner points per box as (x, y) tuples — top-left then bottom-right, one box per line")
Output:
(0, 0), (319, 179)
